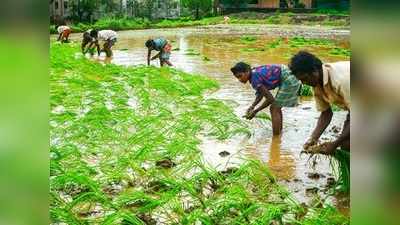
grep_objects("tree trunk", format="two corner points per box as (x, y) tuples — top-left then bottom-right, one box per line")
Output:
(213, 0), (219, 16)
(196, 7), (199, 20)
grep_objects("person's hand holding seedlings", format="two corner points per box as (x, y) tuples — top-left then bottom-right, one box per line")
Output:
(231, 62), (299, 135)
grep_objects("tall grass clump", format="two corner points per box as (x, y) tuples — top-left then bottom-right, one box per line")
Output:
(50, 43), (348, 224)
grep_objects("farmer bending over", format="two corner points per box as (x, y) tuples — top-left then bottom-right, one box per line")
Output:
(56, 25), (72, 43)
(289, 51), (350, 154)
(231, 62), (301, 136)
(81, 29), (98, 55)
(145, 38), (173, 67)
(89, 30), (118, 57)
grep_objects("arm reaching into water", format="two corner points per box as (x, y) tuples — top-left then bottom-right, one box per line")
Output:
(317, 112), (350, 154)
(304, 107), (333, 149)
(151, 52), (160, 61)
(246, 94), (263, 115)
(245, 85), (274, 119)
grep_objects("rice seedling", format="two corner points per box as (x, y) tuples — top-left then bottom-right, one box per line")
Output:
(302, 146), (350, 194)
(299, 84), (313, 96)
(203, 56), (211, 61)
(50, 43), (348, 224)
(265, 37), (283, 50)
(288, 36), (336, 48)
(329, 47), (351, 57)
(240, 35), (258, 44)
(331, 104), (343, 112)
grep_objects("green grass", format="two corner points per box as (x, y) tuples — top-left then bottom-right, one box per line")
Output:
(329, 47), (351, 57)
(240, 35), (258, 44)
(238, 36), (349, 62)
(50, 13), (350, 34)
(288, 36), (336, 48)
(299, 85), (313, 96)
(332, 149), (350, 193)
(50, 43), (349, 224)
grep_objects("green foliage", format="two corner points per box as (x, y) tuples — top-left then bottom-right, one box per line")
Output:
(329, 47), (351, 57)
(220, 0), (250, 8)
(50, 43), (348, 224)
(332, 150), (350, 193)
(181, 0), (213, 19)
(331, 104), (343, 112)
(70, 0), (97, 22)
(288, 36), (335, 48)
(50, 12), (350, 34)
(299, 85), (313, 96)
(316, 9), (350, 16)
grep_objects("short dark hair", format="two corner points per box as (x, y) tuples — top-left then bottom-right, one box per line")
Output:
(145, 39), (154, 48)
(289, 51), (322, 75)
(231, 62), (251, 75)
(90, 29), (98, 38)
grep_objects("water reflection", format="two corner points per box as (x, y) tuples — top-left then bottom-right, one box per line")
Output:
(267, 135), (295, 180)
(61, 27), (350, 215)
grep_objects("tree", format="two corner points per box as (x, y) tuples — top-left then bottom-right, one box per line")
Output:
(101, 0), (118, 14)
(70, 0), (97, 22)
(182, 0), (213, 20)
(213, 0), (219, 16)
(220, 0), (249, 8)
(140, 0), (156, 20)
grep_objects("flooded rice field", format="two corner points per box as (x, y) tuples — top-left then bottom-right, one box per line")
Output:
(62, 25), (350, 216)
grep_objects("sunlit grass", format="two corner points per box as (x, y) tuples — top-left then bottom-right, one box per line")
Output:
(50, 43), (348, 224)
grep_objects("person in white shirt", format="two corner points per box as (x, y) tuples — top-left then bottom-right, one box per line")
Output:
(289, 51), (350, 154)
(89, 30), (118, 57)
(56, 25), (71, 43)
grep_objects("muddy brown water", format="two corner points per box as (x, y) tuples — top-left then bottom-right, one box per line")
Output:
(60, 25), (350, 216)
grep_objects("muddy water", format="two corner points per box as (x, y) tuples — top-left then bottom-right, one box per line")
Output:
(64, 25), (350, 215)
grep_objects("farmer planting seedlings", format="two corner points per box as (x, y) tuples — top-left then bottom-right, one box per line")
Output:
(289, 51), (350, 154)
(89, 29), (118, 57)
(56, 25), (72, 43)
(146, 37), (173, 67)
(231, 62), (301, 136)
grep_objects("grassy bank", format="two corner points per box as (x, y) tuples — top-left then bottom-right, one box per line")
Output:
(50, 12), (349, 34)
(50, 43), (348, 224)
